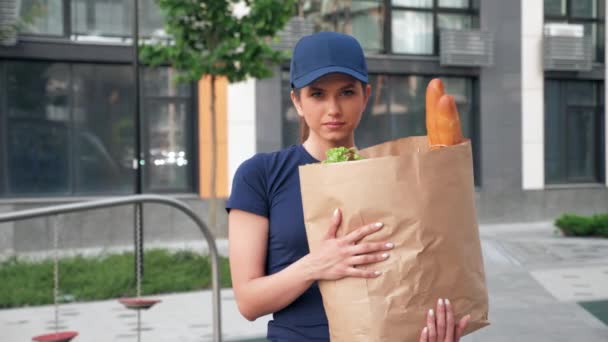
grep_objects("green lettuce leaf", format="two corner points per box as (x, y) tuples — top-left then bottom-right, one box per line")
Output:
(322, 147), (364, 164)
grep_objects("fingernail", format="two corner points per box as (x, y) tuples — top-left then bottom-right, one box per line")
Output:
(429, 309), (434, 316)
(438, 298), (444, 306)
(385, 242), (394, 248)
(374, 270), (382, 276)
(422, 327), (428, 335)
(375, 222), (383, 228)
(333, 208), (339, 217)
(381, 253), (389, 258)
(445, 298), (450, 305)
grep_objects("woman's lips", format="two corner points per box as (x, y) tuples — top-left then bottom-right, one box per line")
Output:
(323, 122), (345, 129)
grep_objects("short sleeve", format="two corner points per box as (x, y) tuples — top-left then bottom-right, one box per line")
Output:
(226, 154), (269, 217)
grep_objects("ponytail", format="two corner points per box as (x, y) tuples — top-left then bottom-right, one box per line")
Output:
(299, 117), (309, 143)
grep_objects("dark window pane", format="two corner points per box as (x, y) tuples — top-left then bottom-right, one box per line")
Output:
(545, 0), (567, 16)
(392, 10), (433, 54)
(544, 80), (563, 183)
(143, 100), (193, 191)
(20, 0), (64, 36)
(545, 80), (603, 184)
(571, 0), (599, 18)
(71, 0), (131, 40)
(567, 81), (597, 105)
(72, 64), (136, 194)
(6, 62), (70, 195)
(566, 108), (597, 181)
(142, 67), (190, 97)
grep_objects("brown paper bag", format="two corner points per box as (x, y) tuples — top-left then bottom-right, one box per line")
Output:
(299, 136), (489, 342)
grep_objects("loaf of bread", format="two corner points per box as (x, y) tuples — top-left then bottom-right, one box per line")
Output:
(426, 78), (464, 150)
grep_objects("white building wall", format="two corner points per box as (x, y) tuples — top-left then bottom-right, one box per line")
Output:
(521, 0), (545, 190)
(227, 79), (257, 193)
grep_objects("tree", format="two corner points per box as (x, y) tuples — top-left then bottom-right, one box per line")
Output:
(140, 0), (296, 231)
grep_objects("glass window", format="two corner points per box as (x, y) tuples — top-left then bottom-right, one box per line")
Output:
(439, 0), (469, 9)
(571, 0), (599, 18)
(392, 11), (434, 54)
(393, 0), (433, 8)
(19, 0), (64, 36)
(71, 0), (131, 40)
(545, 0), (567, 16)
(72, 64), (136, 194)
(140, 0), (168, 38)
(545, 1), (605, 62)
(437, 14), (475, 30)
(142, 68), (194, 192)
(6, 62), (71, 195)
(312, 0), (384, 52)
(0, 62), (195, 197)
(545, 80), (604, 184)
(142, 68), (191, 97)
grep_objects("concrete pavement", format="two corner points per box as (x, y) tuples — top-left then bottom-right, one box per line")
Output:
(1, 221), (607, 341)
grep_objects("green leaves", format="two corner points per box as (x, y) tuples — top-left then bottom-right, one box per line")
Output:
(139, 0), (296, 83)
(323, 147), (364, 164)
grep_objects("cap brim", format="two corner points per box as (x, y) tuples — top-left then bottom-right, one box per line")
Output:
(292, 66), (368, 89)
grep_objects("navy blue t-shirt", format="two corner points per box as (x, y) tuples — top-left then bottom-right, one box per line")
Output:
(226, 144), (329, 341)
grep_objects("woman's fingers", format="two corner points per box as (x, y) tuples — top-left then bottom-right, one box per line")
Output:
(343, 221), (384, 244)
(455, 314), (471, 342)
(348, 241), (394, 256)
(445, 299), (455, 341)
(324, 208), (342, 239)
(419, 327), (429, 342)
(345, 267), (381, 278)
(436, 299), (447, 341)
(426, 308), (437, 342)
(348, 252), (390, 266)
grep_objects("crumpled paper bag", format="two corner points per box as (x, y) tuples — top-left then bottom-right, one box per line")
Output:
(299, 136), (489, 341)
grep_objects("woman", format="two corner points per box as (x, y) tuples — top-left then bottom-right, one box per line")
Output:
(227, 31), (470, 342)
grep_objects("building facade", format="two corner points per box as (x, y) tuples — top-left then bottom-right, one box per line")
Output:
(0, 0), (607, 255)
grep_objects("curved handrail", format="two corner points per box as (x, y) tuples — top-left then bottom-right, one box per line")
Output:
(0, 194), (222, 342)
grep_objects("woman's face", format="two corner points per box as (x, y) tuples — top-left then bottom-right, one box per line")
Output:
(291, 73), (371, 146)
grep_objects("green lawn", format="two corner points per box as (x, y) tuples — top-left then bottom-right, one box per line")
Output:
(0, 249), (231, 309)
(579, 300), (608, 326)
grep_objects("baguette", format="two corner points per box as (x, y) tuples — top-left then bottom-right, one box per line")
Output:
(425, 78), (445, 148)
(425, 78), (464, 150)
(435, 94), (464, 148)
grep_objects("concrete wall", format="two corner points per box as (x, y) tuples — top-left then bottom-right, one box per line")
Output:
(0, 196), (228, 257)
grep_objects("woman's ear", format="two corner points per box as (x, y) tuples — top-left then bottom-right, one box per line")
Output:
(362, 84), (372, 108)
(290, 90), (305, 118)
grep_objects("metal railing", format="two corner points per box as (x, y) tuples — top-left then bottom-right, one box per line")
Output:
(0, 194), (222, 342)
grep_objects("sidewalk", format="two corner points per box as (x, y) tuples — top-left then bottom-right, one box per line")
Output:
(1, 222), (608, 341)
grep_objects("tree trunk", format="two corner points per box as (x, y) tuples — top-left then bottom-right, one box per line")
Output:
(209, 75), (218, 233)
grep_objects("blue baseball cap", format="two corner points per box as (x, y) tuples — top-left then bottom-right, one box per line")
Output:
(290, 31), (368, 89)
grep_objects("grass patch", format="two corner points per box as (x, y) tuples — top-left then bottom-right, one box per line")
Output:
(555, 213), (608, 238)
(0, 249), (231, 309)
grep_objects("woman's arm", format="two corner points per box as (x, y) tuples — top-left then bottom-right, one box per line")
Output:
(229, 208), (393, 321)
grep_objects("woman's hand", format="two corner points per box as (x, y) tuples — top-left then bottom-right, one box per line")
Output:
(303, 208), (394, 281)
(420, 298), (470, 342)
